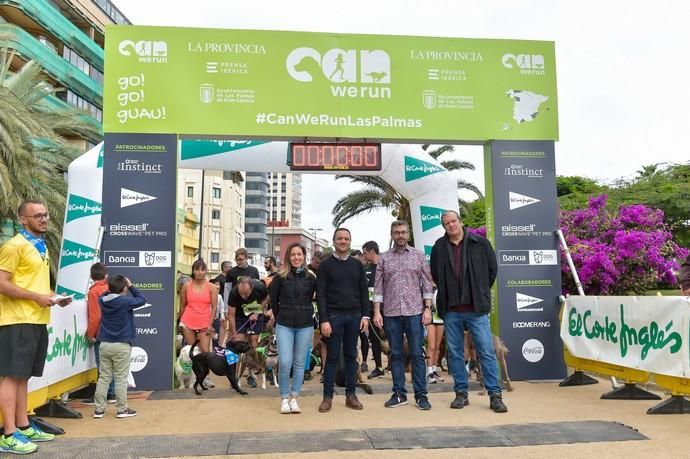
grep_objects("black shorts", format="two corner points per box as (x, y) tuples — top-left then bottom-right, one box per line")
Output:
(0, 324), (49, 378)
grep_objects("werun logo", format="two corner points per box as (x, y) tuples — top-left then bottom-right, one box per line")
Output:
(522, 338), (545, 363)
(420, 206), (446, 232)
(286, 47), (391, 99)
(516, 292), (544, 312)
(405, 156), (444, 182)
(121, 188), (156, 208)
(501, 53), (545, 76)
(509, 191), (540, 210)
(118, 40), (168, 63)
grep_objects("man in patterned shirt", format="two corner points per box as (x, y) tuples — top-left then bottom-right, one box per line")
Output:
(373, 220), (434, 410)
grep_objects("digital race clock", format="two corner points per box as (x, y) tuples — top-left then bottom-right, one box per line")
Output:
(288, 143), (382, 171)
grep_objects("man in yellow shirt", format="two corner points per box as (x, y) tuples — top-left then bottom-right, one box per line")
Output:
(0, 201), (72, 454)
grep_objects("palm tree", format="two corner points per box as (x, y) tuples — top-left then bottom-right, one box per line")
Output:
(331, 145), (482, 241)
(1, 43), (101, 274)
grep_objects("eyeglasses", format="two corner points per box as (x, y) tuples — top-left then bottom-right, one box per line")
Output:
(24, 213), (49, 221)
(392, 230), (408, 235)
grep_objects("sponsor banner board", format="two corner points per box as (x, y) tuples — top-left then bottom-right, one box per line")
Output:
(561, 296), (690, 378)
(104, 26), (558, 141)
(102, 133), (177, 390)
(487, 140), (564, 380)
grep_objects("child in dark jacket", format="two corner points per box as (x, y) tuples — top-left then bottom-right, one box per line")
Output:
(93, 274), (146, 419)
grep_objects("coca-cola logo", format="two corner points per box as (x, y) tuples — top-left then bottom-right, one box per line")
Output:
(521, 339), (544, 363)
(130, 346), (149, 372)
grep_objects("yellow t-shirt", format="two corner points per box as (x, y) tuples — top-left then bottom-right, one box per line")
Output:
(0, 234), (51, 325)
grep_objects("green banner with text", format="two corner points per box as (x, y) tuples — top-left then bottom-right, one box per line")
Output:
(104, 26), (558, 141)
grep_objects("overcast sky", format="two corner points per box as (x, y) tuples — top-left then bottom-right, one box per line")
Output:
(113, 0), (690, 249)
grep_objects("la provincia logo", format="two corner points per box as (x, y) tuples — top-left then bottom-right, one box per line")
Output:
(121, 188), (157, 208)
(522, 338), (544, 363)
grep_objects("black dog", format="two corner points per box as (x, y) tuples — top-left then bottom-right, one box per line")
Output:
(191, 339), (251, 396)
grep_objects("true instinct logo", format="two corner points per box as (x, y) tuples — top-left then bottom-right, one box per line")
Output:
(46, 315), (89, 366)
(117, 159), (163, 174)
(286, 47), (391, 99)
(410, 50), (483, 62)
(504, 164), (544, 178)
(502, 53), (545, 76)
(118, 40), (167, 64)
(568, 304), (682, 360)
(187, 42), (266, 54)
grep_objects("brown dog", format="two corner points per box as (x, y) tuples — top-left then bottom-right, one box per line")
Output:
(464, 332), (513, 393)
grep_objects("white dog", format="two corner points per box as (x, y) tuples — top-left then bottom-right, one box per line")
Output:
(175, 344), (194, 389)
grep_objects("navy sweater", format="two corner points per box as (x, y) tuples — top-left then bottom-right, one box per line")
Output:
(316, 256), (368, 323)
(98, 286), (147, 345)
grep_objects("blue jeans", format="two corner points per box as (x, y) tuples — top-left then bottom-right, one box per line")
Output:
(275, 324), (313, 399)
(94, 342), (115, 397)
(322, 311), (360, 397)
(444, 311), (501, 395)
(384, 314), (427, 399)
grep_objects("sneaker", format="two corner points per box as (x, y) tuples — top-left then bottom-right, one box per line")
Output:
(360, 362), (369, 373)
(289, 398), (301, 413)
(280, 398), (291, 414)
(367, 368), (385, 379)
(489, 393), (508, 413)
(427, 372), (437, 384)
(116, 408), (138, 418)
(318, 397), (332, 413)
(203, 378), (215, 389)
(0, 431), (38, 455)
(107, 394), (117, 404)
(415, 395), (432, 410)
(18, 422), (54, 442)
(450, 391), (469, 409)
(384, 392), (408, 408)
(247, 374), (257, 388)
(93, 410), (105, 419)
(345, 394), (363, 410)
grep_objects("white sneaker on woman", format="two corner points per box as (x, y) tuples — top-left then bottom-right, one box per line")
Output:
(289, 398), (301, 413)
(280, 398), (291, 414)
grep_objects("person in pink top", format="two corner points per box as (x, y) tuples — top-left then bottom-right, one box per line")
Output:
(178, 259), (218, 353)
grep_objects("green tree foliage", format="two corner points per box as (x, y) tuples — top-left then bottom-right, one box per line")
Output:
(0, 45), (100, 275)
(461, 197), (486, 229)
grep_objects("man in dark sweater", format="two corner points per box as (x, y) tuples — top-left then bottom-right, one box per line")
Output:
(226, 248), (260, 292)
(316, 228), (369, 412)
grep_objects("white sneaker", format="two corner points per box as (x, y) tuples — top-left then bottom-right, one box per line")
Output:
(289, 398), (301, 413)
(280, 398), (291, 414)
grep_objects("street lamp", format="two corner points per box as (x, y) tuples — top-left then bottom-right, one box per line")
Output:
(308, 227), (322, 255)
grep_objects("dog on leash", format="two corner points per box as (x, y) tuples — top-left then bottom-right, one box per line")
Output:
(256, 334), (279, 388)
(464, 332), (513, 393)
(175, 344), (194, 389)
(191, 339), (251, 396)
